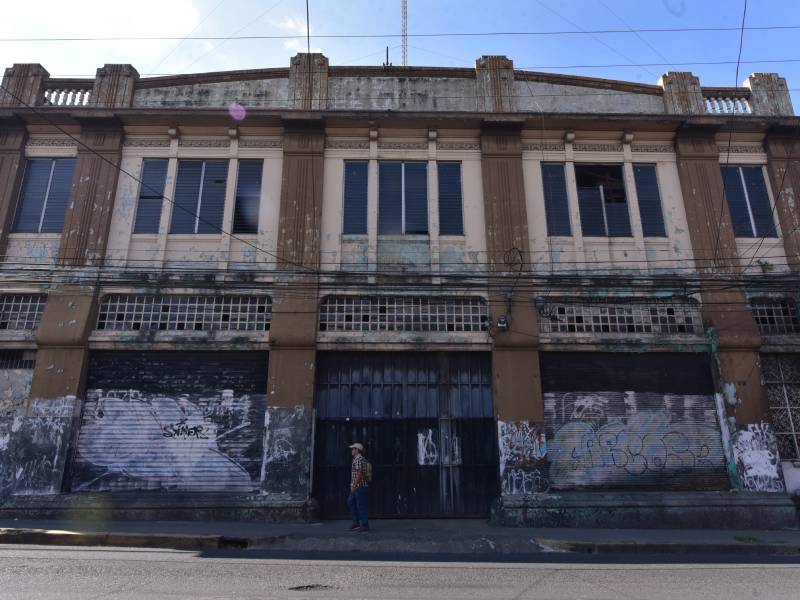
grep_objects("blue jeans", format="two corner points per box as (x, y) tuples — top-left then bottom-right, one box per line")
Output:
(347, 487), (369, 529)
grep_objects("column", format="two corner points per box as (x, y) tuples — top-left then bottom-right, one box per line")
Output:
(764, 127), (800, 271)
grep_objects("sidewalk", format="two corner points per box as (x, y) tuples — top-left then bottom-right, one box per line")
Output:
(1, 518), (800, 557)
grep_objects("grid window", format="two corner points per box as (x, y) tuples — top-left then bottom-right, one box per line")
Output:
(170, 160), (229, 234)
(319, 296), (489, 333)
(721, 165), (777, 238)
(575, 164), (632, 237)
(537, 298), (703, 335)
(0, 295), (47, 331)
(750, 298), (800, 335)
(0, 349), (36, 369)
(133, 159), (169, 234)
(761, 354), (800, 460)
(96, 295), (272, 332)
(378, 162), (428, 235)
(13, 159), (76, 233)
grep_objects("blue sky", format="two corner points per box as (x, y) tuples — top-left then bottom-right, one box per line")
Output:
(3, 0), (800, 106)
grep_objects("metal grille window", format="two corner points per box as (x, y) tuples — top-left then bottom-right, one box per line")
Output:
(761, 354), (800, 460)
(721, 165), (777, 238)
(13, 159), (76, 233)
(378, 162), (428, 235)
(750, 298), (800, 335)
(133, 159), (169, 234)
(575, 164), (632, 237)
(0, 295), (46, 330)
(537, 298), (703, 335)
(170, 160), (229, 234)
(0, 349), (36, 369)
(96, 295), (272, 332)
(319, 296), (489, 333)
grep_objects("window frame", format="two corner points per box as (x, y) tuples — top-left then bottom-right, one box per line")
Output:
(540, 162), (572, 237)
(232, 159), (263, 235)
(12, 158), (76, 234)
(574, 162), (632, 238)
(169, 159), (229, 235)
(378, 160), (429, 236)
(632, 163), (668, 238)
(721, 164), (778, 239)
(342, 160), (369, 236)
(132, 158), (169, 235)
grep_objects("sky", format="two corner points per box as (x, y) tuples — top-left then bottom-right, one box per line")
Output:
(2, 0), (800, 106)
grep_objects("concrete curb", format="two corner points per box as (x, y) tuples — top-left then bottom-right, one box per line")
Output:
(1, 528), (799, 556)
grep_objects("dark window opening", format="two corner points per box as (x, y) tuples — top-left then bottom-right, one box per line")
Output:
(170, 160), (229, 234)
(133, 159), (169, 234)
(378, 161), (428, 235)
(343, 161), (368, 235)
(232, 160), (262, 234)
(575, 164), (631, 237)
(721, 165), (777, 238)
(438, 162), (464, 236)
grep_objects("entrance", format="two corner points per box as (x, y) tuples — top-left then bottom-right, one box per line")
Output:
(314, 351), (497, 518)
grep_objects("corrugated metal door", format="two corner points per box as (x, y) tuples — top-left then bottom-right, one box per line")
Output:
(540, 352), (728, 491)
(314, 352), (496, 518)
(71, 351), (268, 493)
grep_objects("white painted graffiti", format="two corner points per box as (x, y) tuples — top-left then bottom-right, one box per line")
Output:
(732, 423), (785, 493)
(417, 429), (438, 466)
(501, 467), (550, 495)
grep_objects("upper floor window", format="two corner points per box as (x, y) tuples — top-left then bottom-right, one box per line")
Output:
(170, 159), (228, 234)
(13, 158), (76, 233)
(437, 162), (464, 236)
(342, 161), (368, 235)
(576, 164), (632, 237)
(541, 163), (571, 236)
(232, 160), (263, 234)
(721, 165), (777, 238)
(633, 164), (667, 237)
(378, 161), (428, 235)
(133, 159), (169, 234)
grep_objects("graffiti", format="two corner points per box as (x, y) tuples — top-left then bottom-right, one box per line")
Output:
(501, 465), (550, 495)
(498, 421), (549, 496)
(161, 419), (208, 439)
(29, 396), (76, 418)
(72, 389), (265, 493)
(417, 429), (439, 465)
(732, 423), (785, 493)
(544, 391), (728, 489)
(0, 404), (74, 498)
(261, 406), (312, 498)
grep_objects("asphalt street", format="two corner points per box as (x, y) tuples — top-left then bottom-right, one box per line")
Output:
(0, 544), (799, 599)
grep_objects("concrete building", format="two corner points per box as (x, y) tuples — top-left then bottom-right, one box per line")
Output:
(0, 54), (799, 527)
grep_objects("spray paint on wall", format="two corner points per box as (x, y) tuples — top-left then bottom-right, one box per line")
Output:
(498, 421), (549, 495)
(261, 406), (312, 498)
(731, 422), (785, 492)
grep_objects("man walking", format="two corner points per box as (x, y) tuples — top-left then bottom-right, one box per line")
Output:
(347, 442), (369, 532)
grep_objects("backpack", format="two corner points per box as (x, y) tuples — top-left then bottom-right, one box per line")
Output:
(363, 459), (373, 484)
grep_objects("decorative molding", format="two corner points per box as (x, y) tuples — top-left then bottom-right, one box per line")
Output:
(439, 141), (481, 151)
(239, 137), (282, 149)
(179, 137), (230, 148)
(26, 137), (77, 148)
(325, 139), (370, 150)
(717, 143), (766, 155)
(123, 138), (170, 148)
(378, 141), (428, 150)
(631, 143), (675, 153)
(522, 142), (566, 152)
(573, 142), (624, 153)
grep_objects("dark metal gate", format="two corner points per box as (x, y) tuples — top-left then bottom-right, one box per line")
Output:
(314, 352), (497, 518)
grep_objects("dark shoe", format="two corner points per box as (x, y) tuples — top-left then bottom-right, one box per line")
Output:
(349, 524), (362, 532)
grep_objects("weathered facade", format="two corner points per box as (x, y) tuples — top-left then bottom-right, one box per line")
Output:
(1, 54), (799, 527)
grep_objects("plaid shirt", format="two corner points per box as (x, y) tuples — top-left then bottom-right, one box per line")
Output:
(351, 454), (367, 489)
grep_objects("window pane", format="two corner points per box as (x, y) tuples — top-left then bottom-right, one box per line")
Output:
(233, 160), (262, 234)
(39, 158), (75, 233)
(133, 159), (168, 234)
(197, 160), (228, 233)
(741, 166), (777, 238)
(170, 160), (203, 233)
(13, 160), (53, 233)
(541, 163), (571, 236)
(721, 166), (754, 237)
(343, 161), (368, 235)
(634, 164), (667, 237)
(404, 162), (428, 234)
(576, 164), (630, 237)
(378, 162), (402, 234)
(438, 162), (463, 236)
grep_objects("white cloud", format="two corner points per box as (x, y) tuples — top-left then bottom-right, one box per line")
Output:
(273, 16), (311, 35)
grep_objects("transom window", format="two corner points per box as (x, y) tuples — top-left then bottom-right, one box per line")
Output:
(96, 294), (272, 332)
(13, 159), (76, 233)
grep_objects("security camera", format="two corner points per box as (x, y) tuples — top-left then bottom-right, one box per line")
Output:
(496, 315), (509, 332)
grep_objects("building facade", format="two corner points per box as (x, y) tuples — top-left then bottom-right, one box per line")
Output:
(0, 55), (799, 525)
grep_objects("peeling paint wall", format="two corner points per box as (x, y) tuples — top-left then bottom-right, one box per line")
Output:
(133, 79), (290, 109)
(0, 369), (32, 417)
(261, 406), (313, 499)
(514, 81), (663, 114)
(731, 423), (786, 492)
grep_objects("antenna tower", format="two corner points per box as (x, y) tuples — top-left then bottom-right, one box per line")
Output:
(402, 0), (408, 66)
